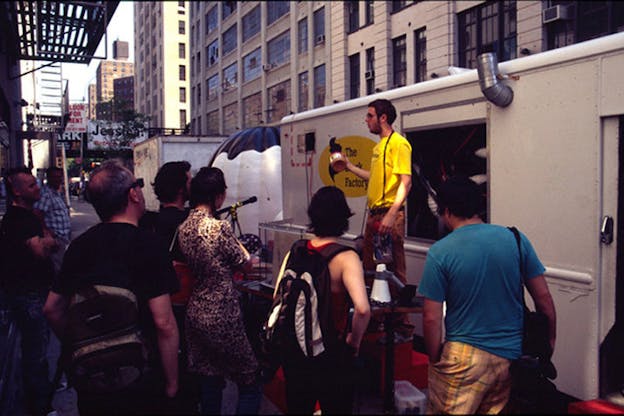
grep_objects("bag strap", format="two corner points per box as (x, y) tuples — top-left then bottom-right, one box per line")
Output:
(169, 227), (180, 254)
(508, 226), (528, 310)
(382, 131), (394, 202)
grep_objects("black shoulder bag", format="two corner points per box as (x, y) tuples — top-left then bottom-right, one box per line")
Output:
(508, 226), (557, 380)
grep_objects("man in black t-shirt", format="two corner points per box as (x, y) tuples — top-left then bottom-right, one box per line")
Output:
(44, 160), (180, 415)
(0, 166), (56, 415)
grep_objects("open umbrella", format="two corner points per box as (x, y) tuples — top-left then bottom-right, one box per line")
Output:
(209, 127), (283, 239)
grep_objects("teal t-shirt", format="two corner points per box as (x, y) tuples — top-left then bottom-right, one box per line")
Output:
(417, 223), (546, 360)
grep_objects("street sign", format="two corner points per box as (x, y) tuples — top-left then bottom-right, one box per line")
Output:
(65, 103), (88, 133)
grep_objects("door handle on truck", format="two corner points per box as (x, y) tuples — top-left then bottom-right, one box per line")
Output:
(601, 216), (614, 245)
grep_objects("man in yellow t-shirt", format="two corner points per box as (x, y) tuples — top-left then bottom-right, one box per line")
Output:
(345, 98), (413, 335)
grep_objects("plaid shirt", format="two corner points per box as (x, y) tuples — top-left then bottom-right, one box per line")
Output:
(33, 185), (71, 242)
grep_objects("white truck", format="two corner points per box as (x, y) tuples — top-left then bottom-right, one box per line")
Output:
(266, 32), (624, 403)
(133, 135), (227, 211)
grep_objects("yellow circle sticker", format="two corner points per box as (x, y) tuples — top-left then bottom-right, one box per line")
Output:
(318, 135), (377, 198)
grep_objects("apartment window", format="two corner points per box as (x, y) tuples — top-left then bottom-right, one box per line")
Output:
(347, 1), (359, 33)
(180, 109), (187, 129)
(313, 64), (326, 108)
(313, 8), (325, 44)
(391, 1), (416, 13)
(222, 24), (237, 56)
(223, 63), (238, 90)
(178, 20), (185, 35)
(206, 110), (219, 134)
(267, 1), (289, 26)
(243, 48), (261, 82)
(196, 51), (201, 74)
(414, 27), (426, 83)
(222, 1), (236, 20)
(206, 7), (217, 35)
(243, 93), (262, 127)
(298, 18), (308, 54)
(178, 1), (184, 8)
(179, 87), (186, 103)
(267, 80), (290, 123)
(242, 6), (260, 43)
(365, 0), (374, 25)
(349, 53), (360, 99)
(458, 0), (516, 69)
(179, 65), (186, 81)
(207, 40), (219, 67)
(178, 42), (186, 59)
(366, 47), (375, 95)
(267, 30), (290, 67)
(196, 83), (201, 105)
(207, 74), (219, 100)
(392, 35), (406, 88)
(546, 1), (624, 50)
(223, 102), (238, 134)
(298, 71), (309, 112)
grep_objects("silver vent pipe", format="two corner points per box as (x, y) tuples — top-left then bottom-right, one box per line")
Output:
(477, 52), (513, 107)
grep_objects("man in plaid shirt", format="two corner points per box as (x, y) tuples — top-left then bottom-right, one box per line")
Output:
(34, 166), (71, 274)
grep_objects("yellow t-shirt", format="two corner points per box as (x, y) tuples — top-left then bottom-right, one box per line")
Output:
(367, 131), (412, 209)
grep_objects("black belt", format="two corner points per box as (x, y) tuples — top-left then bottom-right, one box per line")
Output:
(368, 205), (404, 216)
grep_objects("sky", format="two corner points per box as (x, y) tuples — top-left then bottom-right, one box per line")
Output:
(62, 1), (134, 102)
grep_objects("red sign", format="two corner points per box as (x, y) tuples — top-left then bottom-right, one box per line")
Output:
(65, 103), (88, 133)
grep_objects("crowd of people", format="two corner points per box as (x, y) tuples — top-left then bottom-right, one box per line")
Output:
(0, 97), (556, 415)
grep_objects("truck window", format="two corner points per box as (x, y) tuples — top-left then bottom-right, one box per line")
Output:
(406, 123), (487, 241)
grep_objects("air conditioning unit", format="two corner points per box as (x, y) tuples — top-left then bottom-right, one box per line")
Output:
(316, 34), (325, 44)
(262, 63), (272, 71)
(365, 70), (375, 80)
(542, 4), (571, 24)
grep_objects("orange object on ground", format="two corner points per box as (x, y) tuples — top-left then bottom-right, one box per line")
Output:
(568, 399), (624, 414)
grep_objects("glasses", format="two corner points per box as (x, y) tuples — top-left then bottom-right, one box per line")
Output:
(127, 178), (144, 192)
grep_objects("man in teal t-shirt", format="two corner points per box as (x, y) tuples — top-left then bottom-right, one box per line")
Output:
(418, 175), (556, 414)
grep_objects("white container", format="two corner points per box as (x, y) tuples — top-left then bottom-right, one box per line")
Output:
(394, 380), (427, 414)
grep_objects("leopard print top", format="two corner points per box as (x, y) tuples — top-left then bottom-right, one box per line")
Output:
(178, 208), (258, 384)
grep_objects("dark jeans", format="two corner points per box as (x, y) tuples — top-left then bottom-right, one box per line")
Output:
(282, 343), (356, 414)
(200, 375), (262, 415)
(0, 291), (52, 415)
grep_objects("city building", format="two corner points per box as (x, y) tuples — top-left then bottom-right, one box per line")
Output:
(20, 61), (63, 133)
(113, 75), (135, 120)
(133, 1), (190, 132)
(88, 83), (97, 120)
(187, 0), (624, 136)
(95, 40), (134, 121)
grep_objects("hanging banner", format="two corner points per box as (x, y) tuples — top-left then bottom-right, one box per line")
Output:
(65, 103), (88, 133)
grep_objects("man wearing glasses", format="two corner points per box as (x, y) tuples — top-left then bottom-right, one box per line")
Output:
(344, 98), (413, 337)
(44, 159), (180, 414)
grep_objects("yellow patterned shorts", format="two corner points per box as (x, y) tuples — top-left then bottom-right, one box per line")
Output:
(427, 341), (512, 414)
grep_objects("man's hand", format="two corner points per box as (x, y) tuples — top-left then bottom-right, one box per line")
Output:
(165, 379), (179, 398)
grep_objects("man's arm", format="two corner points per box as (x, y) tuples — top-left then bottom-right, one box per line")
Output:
(525, 274), (556, 352)
(44, 291), (70, 338)
(379, 174), (412, 234)
(422, 298), (444, 363)
(149, 294), (179, 398)
(345, 160), (370, 181)
(26, 234), (58, 258)
(340, 251), (371, 355)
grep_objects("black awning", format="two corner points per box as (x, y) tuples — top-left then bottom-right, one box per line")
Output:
(1, 1), (119, 64)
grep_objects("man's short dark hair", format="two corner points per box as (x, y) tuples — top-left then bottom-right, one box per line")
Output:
(189, 167), (227, 214)
(436, 175), (484, 219)
(368, 98), (397, 125)
(307, 186), (354, 237)
(4, 166), (31, 198)
(153, 161), (191, 203)
(46, 166), (62, 175)
(87, 160), (135, 221)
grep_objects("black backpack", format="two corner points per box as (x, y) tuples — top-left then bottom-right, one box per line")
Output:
(62, 285), (148, 393)
(262, 239), (353, 362)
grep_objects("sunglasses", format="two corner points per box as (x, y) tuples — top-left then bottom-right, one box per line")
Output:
(127, 178), (144, 192)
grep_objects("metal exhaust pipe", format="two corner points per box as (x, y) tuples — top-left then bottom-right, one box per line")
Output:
(477, 52), (513, 107)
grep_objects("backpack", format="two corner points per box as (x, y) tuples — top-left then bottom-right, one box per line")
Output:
(62, 285), (148, 393)
(262, 239), (353, 362)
